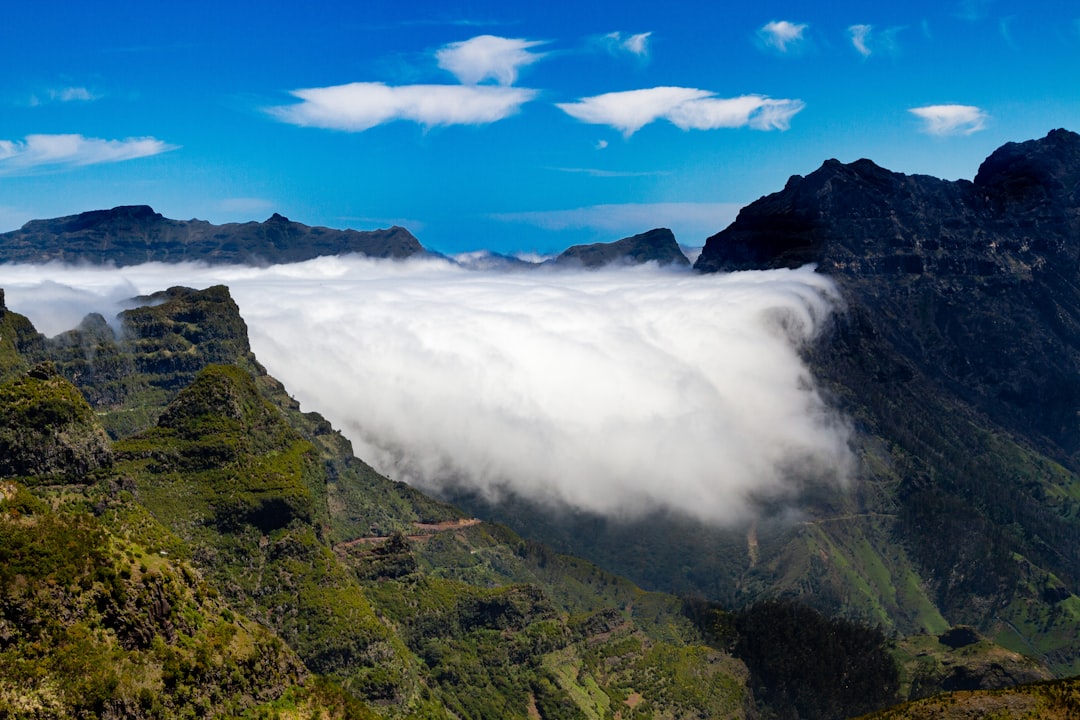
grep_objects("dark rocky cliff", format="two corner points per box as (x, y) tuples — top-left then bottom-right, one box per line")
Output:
(0, 205), (427, 265)
(696, 128), (1080, 466)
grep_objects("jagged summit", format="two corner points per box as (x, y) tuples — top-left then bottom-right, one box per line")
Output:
(0, 205), (428, 266)
(695, 128), (1080, 275)
(974, 127), (1080, 202)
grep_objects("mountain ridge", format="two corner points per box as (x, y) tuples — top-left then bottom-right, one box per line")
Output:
(0, 205), (427, 265)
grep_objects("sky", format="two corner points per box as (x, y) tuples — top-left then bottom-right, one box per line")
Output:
(2, 0), (1079, 254)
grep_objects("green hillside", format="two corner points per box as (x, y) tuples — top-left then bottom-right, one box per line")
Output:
(0, 287), (760, 719)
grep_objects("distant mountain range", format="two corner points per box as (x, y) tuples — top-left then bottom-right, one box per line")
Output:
(0, 205), (691, 268)
(0, 205), (425, 265)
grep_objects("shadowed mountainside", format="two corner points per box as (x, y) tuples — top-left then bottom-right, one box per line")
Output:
(444, 130), (1080, 682)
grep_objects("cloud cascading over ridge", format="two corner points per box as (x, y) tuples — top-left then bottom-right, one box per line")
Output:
(757, 20), (808, 53)
(269, 82), (538, 131)
(556, 87), (805, 136)
(0, 258), (854, 526)
(436, 35), (547, 85)
(0, 134), (176, 174)
(909, 104), (989, 135)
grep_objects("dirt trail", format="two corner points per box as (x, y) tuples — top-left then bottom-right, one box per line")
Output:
(334, 518), (482, 552)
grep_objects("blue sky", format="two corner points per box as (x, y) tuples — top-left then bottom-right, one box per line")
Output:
(1, 0), (1078, 254)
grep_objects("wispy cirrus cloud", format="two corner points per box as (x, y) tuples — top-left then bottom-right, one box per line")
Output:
(269, 82), (537, 131)
(601, 31), (653, 58)
(849, 24), (873, 57)
(557, 87), (804, 137)
(0, 134), (176, 175)
(757, 20), (809, 53)
(435, 35), (547, 85)
(29, 86), (102, 106)
(547, 166), (670, 178)
(909, 104), (989, 135)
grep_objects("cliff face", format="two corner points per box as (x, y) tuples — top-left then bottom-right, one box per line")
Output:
(0, 205), (428, 265)
(696, 129), (1080, 465)
(696, 129), (1080, 278)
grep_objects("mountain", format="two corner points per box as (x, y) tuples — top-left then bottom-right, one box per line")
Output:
(1, 285), (781, 719)
(553, 228), (690, 268)
(0, 205), (426, 265)
(442, 130), (1080, 681)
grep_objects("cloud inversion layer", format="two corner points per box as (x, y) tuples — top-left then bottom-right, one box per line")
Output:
(0, 258), (853, 525)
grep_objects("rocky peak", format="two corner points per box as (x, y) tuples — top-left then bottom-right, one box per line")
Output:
(974, 128), (1080, 207)
(695, 127), (1080, 466)
(555, 227), (690, 268)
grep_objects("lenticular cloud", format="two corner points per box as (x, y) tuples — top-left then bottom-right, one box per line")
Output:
(0, 257), (853, 524)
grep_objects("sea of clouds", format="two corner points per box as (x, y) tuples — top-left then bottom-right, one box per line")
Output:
(0, 256), (853, 524)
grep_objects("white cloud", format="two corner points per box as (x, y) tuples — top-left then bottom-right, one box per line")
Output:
(269, 82), (538, 131)
(909, 104), (989, 135)
(435, 35), (547, 85)
(0, 134), (176, 175)
(758, 20), (808, 53)
(491, 201), (742, 243)
(28, 87), (101, 106)
(556, 87), (804, 136)
(603, 31), (652, 57)
(849, 24), (873, 57)
(55, 87), (99, 102)
(0, 258), (853, 525)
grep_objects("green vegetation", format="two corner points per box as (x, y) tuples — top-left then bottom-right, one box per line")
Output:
(0, 288), (761, 718)
(6, 281), (1070, 719)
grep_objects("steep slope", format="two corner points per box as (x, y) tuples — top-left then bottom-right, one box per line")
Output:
(0, 361), (112, 480)
(691, 129), (1080, 669)
(554, 228), (690, 268)
(0, 205), (427, 265)
(1, 285), (760, 718)
(444, 130), (1080, 681)
(0, 289), (45, 383)
(0, 366), (367, 719)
